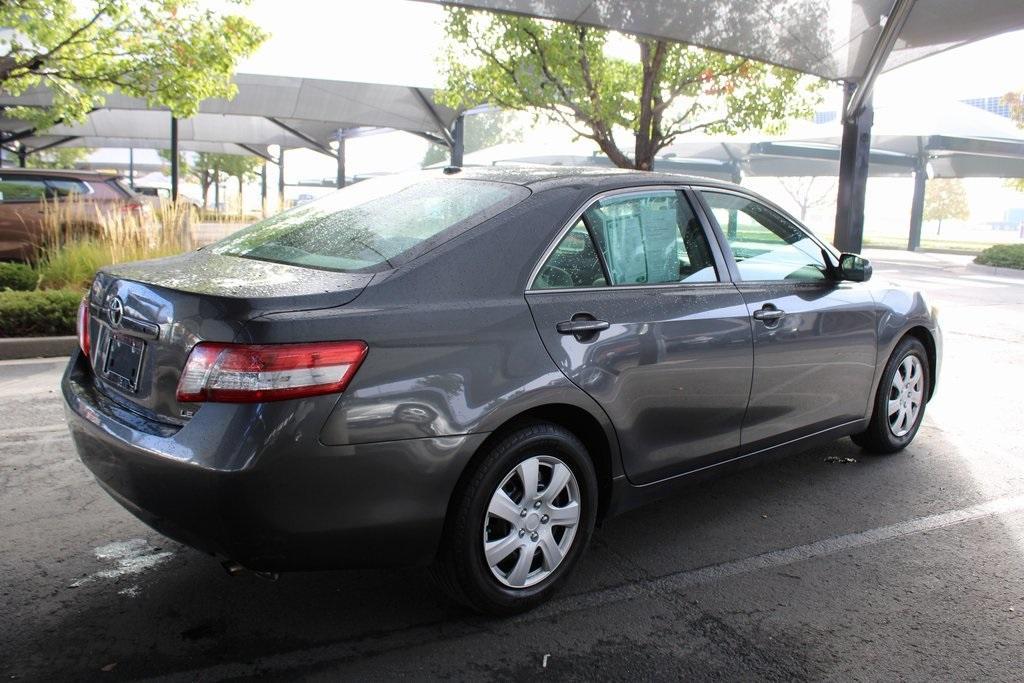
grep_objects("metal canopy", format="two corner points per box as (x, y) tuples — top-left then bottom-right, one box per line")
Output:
(662, 100), (1024, 180)
(0, 73), (460, 152)
(420, 0), (1024, 83)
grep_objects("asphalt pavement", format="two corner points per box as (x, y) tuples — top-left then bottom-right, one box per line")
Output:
(2, 248), (1023, 681)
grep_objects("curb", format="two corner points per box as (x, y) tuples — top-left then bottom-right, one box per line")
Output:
(0, 336), (77, 361)
(966, 262), (1024, 280)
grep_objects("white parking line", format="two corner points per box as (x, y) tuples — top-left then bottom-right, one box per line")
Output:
(162, 494), (1024, 681)
(963, 275), (1024, 286)
(894, 275), (1005, 289)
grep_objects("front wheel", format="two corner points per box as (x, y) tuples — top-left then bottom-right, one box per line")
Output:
(852, 336), (930, 454)
(431, 422), (597, 615)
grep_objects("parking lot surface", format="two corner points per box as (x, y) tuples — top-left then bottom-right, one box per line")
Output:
(2, 249), (1023, 681)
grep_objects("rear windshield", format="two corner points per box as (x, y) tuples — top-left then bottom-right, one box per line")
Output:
(212, 175), (529, 272)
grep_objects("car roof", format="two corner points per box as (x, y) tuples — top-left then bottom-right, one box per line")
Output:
(0, 168), (121, 181)
(429, 165), (743, 193)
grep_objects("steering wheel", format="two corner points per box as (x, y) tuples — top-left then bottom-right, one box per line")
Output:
(537, 264), (573, 288)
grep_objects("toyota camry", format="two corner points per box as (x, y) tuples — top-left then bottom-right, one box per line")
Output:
(63, 167), (940, 614)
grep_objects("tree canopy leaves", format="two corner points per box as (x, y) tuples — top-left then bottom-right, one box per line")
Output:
(924, 179), (970, 226)
(0, 0), (266, 128)
(438, 8), (822, 170)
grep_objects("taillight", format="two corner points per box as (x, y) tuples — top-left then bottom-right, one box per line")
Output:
(176, 341), (367, 403)
(77, 298), (90, 358)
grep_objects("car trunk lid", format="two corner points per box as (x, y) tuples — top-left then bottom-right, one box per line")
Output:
(86, 250), (372, 425)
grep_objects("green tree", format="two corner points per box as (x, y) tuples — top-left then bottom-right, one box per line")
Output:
(924, 179), (970, 235)
(422, 109), (524, 166)
(0, 0), (266, 128)
(24, 146), (94, 169)
(438, 9), (821, 171)
(216, 153), (262, 215)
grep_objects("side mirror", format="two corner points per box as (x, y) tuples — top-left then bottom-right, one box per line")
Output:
(837, 252), (872, 282)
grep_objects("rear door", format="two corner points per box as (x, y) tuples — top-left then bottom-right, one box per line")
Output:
(696, 189), (877, 449)
(0, 174), (48, 257)
(525, 187), (753, 484)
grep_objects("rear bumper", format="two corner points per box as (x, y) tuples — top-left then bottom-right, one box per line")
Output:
(62, 351), (486, 571)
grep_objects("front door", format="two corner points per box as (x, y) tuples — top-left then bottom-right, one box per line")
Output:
(525, 188), (753, 485)
(697, 189), (877, 450)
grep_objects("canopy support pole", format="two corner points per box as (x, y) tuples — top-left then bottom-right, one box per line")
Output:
(214, 161), (221, 212)
(336, 136), (346, 188)
(451, 114), (465, 167)
(170, 116), (179, 202)
(834, 82), (873, 252)
(908, 154), (928, 251)
(261, 162), (268, 217)
(128, 148), (135, 188)
(834, 0), (916, 253)
(278, 150), (285, 211)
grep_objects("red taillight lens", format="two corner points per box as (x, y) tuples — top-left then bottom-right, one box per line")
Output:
(176, 341), (368, 403)
(77, 298), (90, 358)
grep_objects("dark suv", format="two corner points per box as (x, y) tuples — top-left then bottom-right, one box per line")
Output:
(63, 168), (940, 614)
(0, 168), (148, 260)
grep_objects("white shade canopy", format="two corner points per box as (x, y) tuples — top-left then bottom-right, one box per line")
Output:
(419, 0), (1024, 82)
(660, 100), (1024, 179)
(1, 73), (461, 157)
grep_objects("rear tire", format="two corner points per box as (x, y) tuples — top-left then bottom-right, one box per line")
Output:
(431, 422), (597, 615)
(852, 336), (930, 454)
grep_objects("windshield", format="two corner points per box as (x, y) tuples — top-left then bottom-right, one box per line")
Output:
(212, 175), (529, 272)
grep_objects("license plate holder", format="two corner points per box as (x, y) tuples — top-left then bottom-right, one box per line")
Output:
(104, 333), (146, 392)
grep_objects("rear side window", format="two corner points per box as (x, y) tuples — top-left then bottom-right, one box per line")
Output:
(213, 175), (529, 272)
(534, 220), (608, 289)
(586, 191), (716, 285)
(45, 179), (90, 197)
(0, 176), (47, 203)
(533, 190), (718, 289)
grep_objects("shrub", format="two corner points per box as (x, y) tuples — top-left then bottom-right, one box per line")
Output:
(974, 244), (1024, 270)
(0, 262), (38, 291)
(36, 240), (112, 291)
(0, 289), (81, 337)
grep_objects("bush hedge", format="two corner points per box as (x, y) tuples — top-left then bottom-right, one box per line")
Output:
(0, 262), (38, 291)
(974, 244), (1024, 270)
(0, 289), (81, 337)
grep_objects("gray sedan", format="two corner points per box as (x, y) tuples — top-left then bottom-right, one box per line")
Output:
(63, 167), (940, 615)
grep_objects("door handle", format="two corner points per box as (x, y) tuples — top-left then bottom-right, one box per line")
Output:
(752, 305), (785, 323)
(556, 319), (610, 334)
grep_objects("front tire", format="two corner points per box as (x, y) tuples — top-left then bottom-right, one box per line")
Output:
(852, 336), (930, 454)
(431, 422), (597, 615)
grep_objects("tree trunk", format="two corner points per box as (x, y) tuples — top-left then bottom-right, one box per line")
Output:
(237, 176), (244, 217)
(936, 218), (942, 235)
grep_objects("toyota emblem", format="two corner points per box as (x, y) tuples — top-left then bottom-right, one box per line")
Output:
(108, 297), (124, 327)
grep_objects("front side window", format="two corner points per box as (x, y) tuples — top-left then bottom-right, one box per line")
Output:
(0, 176), (47, 203)
(585, 191), (717, 286)
(702, 191), (827, 282)
(213, 175), (529, 272)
